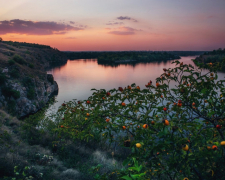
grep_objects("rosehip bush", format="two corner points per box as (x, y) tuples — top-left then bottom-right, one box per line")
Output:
(54, 60), (225, 180)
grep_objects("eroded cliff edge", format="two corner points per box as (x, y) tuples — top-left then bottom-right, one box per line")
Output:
(0, 41), (67, 117)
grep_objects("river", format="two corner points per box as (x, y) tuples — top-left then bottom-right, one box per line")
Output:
(46, 56), (225, 113)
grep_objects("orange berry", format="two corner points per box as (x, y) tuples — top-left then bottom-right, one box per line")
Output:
(122, 126), (126, 130)
(220, 141), (225, 146)
(182, 144), (189, 151)
(177, 103), (182, 107)
(164, 119), (169, 126)
(136, 143), (142, 148)
(121, 102), (126, 106)
(212, 145), (218, 150)
(143, 124), (148, 129)
(156, 82), (160, 87)
(106, 118), (110, 122)
(86, 100), (90, 104)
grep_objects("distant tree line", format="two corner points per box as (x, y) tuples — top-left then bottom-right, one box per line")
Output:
(195, 48), (225, 71)
(65, 51), (181, 63)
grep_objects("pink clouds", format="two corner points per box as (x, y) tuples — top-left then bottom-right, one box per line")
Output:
(108, 26), (142, 35)
(106, 22), (124, 25)
(0, 19), (84, 35)
(117, 16), (138, 22)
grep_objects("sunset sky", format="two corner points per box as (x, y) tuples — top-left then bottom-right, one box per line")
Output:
(0, 0), (225, 51)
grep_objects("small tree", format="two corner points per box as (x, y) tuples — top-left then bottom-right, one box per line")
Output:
(0, 37), (2, 42)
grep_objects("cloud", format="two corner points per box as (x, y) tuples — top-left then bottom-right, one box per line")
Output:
(0, 19), (84, 35)
(108, 26), (142, 35)
(108, 31), (135, 35)
(117, 16), (138, 22)
(69, 21), (75, 24)
(65, 37), (77, 39)
(106, 22), (124, 25)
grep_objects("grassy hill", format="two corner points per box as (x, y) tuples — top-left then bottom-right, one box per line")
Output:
(0, 41), (67, 117)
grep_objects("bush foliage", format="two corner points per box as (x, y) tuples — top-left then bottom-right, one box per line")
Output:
(12, 54), (26, 65)
(52, 60), (225, 180)
(1, 86), (20, 99)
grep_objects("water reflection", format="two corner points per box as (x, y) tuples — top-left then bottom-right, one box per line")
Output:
(97, 59), (172, 68)
(46, 56), (225, 113)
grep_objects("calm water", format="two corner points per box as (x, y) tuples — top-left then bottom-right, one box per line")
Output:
(46, 56), (225, 113)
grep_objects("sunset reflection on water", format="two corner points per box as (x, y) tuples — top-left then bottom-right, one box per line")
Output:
(47, 56), (224, 112)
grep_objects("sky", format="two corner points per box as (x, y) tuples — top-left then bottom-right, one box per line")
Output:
(0, 0), (225, 51)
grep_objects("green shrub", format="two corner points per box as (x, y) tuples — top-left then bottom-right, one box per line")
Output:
(56, 61), (225, 180)
(47, 74), (54, 84)
(8, 100), (16, 115)
(1, 86), (20, 99)
(11, 90), (20, 99)
(28, 63), (34, 69)
(27, 88), (35, 100)
(25, 50), (31, 54)
(9, 69), (20, 78)
(12, 54), (26, 65)
(0, 73), (6, 85)
(8, 59), (15, 65)
(22, 77), (34, 88)
(8, 47), (15, 51)
(1, 86), (12, 97)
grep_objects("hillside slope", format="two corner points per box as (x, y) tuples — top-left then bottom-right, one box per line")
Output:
(0, 41), (67, 117)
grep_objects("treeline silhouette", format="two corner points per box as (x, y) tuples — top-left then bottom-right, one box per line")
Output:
(65, 51), (183, 63)
(195, 48), (225, 71)
(2, 41), (58, 50)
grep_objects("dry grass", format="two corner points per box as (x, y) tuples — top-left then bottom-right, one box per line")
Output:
(0, 109), (129, 179)
(0, 110), (83, 179)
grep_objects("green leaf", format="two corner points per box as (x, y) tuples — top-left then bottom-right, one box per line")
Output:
(137, 165), (143, 172)
(201, 88), (207, 94)
(123, 158), (130, 167)
(121, 176), (133, 180)
(131, 174), (139, 179)
(128, 167), (138, 171)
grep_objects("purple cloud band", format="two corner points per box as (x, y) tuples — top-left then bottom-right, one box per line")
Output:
(117, 16), (138, 22)
(108, 26), (142, 35)
(106, 22), (124, 25)
(0, 19), (84, 35)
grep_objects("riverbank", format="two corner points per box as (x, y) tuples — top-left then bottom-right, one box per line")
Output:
(0, 41), (67, 118)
